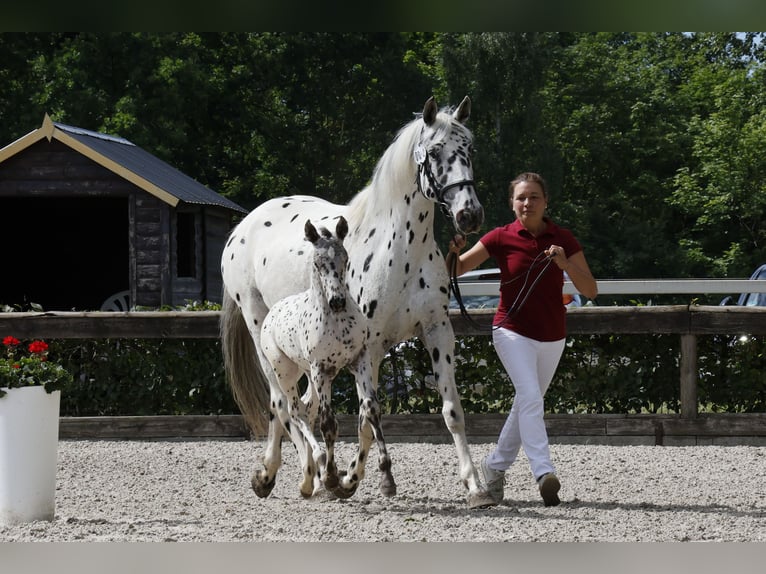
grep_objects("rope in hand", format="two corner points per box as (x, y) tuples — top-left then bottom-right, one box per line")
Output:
(491, 251), (553, 330)
(447, 235), (487, 331)
(447, 240), (554, 333)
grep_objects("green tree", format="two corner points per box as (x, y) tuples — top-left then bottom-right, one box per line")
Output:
(670, 33), (766, 277)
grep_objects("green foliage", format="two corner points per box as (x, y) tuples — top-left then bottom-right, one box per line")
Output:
(3, 32), (766, 280)
(553, 335), (681, 413)
(35, 332), (766, 417)
(0, 337), (73, 398)
(372, 333), (764, 416)
(56, 338), (236, 416)
(698, 335), (766, 412)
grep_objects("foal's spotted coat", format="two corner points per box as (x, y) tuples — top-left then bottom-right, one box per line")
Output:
(259, 217), (385, 498)
(221, 97), (496, 508)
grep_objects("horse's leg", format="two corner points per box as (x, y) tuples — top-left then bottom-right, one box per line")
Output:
(334, 351), (395, 498)
(300, 378), (325, 493)
(257, 331), (318, 498)
(420, 322), (496, 509)
(238, 324), (288, 499)
(285, 390), (323, 498)
(312, 370), (340, 491)
(251, 381), (286, 498)
(362, 362), (396, 497)
(275, 370), (326, 499)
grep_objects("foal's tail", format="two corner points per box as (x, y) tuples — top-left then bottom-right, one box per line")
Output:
(220, 290), (270, 437)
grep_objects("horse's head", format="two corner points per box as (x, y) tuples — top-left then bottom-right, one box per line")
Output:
(305, 216), (350, 313)
(414, 96), (484, 235)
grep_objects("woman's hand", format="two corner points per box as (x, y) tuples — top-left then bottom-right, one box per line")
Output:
(545, 245), (569, 270)
(449, 234), (466, 255)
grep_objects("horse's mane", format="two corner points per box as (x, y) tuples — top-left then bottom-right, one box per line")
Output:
(346, 106), (463, 225)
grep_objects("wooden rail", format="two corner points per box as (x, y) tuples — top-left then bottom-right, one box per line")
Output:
(5, 305), (765, 339)
(3, 306), (766, 442)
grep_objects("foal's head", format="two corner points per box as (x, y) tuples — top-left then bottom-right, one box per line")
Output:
(305, 216), (350, 313)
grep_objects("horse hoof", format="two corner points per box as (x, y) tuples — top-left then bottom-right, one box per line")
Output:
(467, 489), (499, 509)
(379, 473), (397, 497)
(330, 483), (358, 499)
(251, 473), (275, 499)
(311, 486), (338, 501)
(323, 473), (340, 491)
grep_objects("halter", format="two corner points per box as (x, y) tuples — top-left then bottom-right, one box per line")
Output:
(412, 128), (481, 326)
(413, 141), (475, 222)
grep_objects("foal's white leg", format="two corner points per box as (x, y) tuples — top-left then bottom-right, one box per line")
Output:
(284, 389), (325, 498)
(311, 369), (340, 492)
(420, 322), (496, 508)
(257, 332), (317, 498)
(269, 362), (323, 498)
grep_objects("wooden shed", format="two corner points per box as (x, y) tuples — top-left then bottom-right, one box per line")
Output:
(0, 114), (248, 311)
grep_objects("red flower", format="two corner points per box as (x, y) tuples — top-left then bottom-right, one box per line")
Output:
(3, 336), (20, 347)
(28, 340), (49, 355)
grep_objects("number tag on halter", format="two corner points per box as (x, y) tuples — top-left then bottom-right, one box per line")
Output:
(413, 145), (426, 165)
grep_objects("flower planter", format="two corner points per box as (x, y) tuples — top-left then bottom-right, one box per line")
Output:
(0, 386), (61, 525)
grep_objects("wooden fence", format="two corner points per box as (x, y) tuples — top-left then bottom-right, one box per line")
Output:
(3, 305), (766, 444)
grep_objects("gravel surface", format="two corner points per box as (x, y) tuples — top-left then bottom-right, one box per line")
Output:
(2, 439), (765, 542)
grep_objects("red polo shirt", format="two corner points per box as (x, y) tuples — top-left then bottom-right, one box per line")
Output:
(480, 218), (582, 341)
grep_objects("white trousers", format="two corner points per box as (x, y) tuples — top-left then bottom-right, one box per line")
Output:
(486, 327), (565, 481)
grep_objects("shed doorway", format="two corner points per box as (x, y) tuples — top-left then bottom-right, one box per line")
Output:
(0, 197), (129, 311)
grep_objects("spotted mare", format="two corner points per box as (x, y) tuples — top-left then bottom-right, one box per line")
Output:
(259, 216), (375, 498)
(221, 96), (495, 508)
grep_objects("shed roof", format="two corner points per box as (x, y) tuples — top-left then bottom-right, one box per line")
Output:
(0, 114), (248, 213)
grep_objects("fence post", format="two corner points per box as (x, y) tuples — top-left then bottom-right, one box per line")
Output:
(680, 334), (698, 419)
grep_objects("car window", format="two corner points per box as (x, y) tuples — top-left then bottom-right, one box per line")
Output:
(744, 292), (766, 307)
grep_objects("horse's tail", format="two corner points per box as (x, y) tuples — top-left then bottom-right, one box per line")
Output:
(220, 289), (270, 437)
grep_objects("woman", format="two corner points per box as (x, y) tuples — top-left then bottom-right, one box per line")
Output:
(447, 172), (597, 506)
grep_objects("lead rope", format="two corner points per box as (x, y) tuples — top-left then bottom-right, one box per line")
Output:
(447, 238), (487, 331)
(448, 248), (554, 333)
(491, 251), (553, 331)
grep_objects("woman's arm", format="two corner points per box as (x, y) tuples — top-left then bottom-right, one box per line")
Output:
(446, 235), (491, 277)
(549, 249), (598, 300)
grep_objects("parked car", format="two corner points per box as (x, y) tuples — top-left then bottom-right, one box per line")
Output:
(448, 267), (581, 310)
(719, 263), (766, 307)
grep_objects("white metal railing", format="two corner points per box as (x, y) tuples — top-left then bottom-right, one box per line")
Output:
(456, 278), (766, 297)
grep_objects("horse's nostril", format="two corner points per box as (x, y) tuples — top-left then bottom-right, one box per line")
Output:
(456, 206), (484, 233)
(330, 296), (346, 312)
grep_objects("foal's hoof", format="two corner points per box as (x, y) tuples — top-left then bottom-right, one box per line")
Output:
(299, 488), (314, 499)
(323, 472), (340, 491)
(311, 486), (338, 501)
(330, 483), (358, 499)
(251, 471), (276, 499)
(467, 489), (499, 509)
(379, 472), (397, 497)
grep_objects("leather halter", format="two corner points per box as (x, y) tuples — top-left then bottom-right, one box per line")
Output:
(413, 142), (475, 222)
(413, 137), (482, 327)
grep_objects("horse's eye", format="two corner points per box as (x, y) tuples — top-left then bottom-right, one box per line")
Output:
(428, 148), (439, 160)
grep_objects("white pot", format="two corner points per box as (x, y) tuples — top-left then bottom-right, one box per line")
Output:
(0, 386), (60, 525)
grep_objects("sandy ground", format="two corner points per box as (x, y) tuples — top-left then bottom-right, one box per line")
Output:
(1, 439), (766, 543)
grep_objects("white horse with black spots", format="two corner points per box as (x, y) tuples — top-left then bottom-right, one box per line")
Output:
(259, 216), (379, 498)
(221, 96), (496, 508)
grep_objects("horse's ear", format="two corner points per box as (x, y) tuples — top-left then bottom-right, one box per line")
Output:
(335, 216), (348, 241)
(422, 96), (438, 126)
(454, 96), (471, 124)
(305, 219), (319, 244)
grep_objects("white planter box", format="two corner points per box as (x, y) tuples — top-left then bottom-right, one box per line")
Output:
(0, 386), (60, 525)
